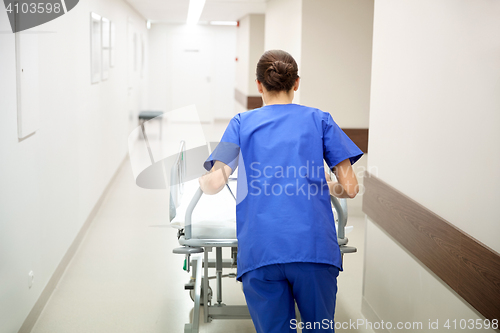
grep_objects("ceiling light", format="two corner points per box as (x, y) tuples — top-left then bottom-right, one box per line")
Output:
(186, 0), (206, 25)
(209, 21), (238, 26)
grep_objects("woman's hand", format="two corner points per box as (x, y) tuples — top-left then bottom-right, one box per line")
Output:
(198, 161), (233, 195)
(325, 170), (332, 182)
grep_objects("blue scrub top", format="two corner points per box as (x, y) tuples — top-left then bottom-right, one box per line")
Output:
(204, 104), (363, 281)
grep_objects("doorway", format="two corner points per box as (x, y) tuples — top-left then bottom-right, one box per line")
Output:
(169, 32), (213, 123)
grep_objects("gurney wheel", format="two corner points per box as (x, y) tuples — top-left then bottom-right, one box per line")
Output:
(190, 285), (212, 305)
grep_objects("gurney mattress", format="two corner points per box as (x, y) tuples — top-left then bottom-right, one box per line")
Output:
(171, 179), (236, 239)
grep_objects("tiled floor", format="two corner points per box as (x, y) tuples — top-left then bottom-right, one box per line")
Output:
(31, 121), (374, 333)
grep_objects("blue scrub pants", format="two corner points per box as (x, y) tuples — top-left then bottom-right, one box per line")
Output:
(242, 262), (340, 333)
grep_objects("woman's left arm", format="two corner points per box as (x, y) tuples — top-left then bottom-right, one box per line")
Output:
(199, 161), (233, 195)
(327, 159), (359, 199)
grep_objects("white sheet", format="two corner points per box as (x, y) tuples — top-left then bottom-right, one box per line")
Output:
(170, 179), (237, 239)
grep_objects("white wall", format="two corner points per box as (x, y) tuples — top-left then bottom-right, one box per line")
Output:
(300, 0), (373, 214)
(264, 0), (372, 125)
(235, 15), (250, 98)
(148, 23), (236, 120)
(234, 14), (265, 114)
(364, 0), (500, 330)
(0, 0), (148, 331)
(212, 26), (238, 119)
(265, 0), (302, 103)
(300, 0), (373, 129)
(247, 14), (265, 97)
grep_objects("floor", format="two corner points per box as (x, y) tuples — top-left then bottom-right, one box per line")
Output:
(31, 120), (374, 333)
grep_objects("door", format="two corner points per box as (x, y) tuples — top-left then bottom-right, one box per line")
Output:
(170, 32), (213, 123)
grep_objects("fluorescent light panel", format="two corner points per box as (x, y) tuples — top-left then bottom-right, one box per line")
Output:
(186, 0), (206, 25)
(209, 21), (238, 26)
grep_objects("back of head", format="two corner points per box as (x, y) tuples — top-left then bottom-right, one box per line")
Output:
(256, 50), (299, 93)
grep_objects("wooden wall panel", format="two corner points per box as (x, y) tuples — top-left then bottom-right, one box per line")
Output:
(342, 128), (369, 153)
(247, 96), (263, 110)
(362, 172), (500, 322)
(458, 234), (500, 322)
(234, 89), (262, 110)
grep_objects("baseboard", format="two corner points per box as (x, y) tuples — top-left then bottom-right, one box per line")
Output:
(18, 156), (128, 333)
(361, 297), (390, 333)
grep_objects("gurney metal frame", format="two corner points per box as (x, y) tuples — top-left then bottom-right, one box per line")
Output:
(174, 185), (249, 333)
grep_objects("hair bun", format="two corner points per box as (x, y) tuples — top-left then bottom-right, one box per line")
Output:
(256, 50), (299, 92)
(271, 60), (291, 75)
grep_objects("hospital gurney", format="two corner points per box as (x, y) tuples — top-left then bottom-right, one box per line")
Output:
(170, 142), (356, 333)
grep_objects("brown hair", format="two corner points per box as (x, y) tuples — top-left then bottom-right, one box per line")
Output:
(256, 50), (299, 93)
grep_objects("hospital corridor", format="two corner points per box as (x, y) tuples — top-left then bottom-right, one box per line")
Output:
(1, 1), (499, 333)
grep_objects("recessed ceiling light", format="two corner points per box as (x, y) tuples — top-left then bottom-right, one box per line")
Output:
(209, 21), (238, 26)
(186, 0), (206, 25)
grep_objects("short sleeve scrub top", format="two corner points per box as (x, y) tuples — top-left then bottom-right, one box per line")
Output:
(204, 104), (363, 281)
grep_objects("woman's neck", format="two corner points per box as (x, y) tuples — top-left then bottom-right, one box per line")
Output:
(262, 90), (295, 106)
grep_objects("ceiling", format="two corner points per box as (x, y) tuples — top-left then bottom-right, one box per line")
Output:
(125, 0), (267, 23)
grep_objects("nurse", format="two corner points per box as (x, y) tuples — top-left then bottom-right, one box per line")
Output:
(199, 50), (363, 333)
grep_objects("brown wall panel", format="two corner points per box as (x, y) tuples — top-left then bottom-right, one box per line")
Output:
(247, 96), (263, 110)
(342, 128), (369, 153)
(362, 172), (500, 321)
(234, 89), (262, 110)
(457, 234), (500, 322)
